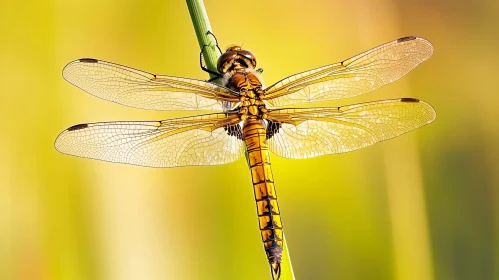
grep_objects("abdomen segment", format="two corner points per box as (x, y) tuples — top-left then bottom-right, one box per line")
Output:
(243, 119), (283, 278)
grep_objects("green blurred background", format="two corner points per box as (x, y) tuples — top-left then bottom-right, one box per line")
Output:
(1, 0), (498, 279)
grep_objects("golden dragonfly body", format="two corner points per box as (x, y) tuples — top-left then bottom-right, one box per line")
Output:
(55, 36), (436, 279)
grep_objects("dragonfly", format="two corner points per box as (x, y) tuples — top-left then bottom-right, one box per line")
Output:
(55, 35), (436, 280)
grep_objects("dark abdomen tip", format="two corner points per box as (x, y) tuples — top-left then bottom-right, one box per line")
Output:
(79, 58), (98, 63)
(397, 36), (417, 43)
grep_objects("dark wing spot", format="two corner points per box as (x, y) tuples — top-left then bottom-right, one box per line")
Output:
(397, 36), (417, 43)
(266, 121), (282, 140)
(67, 123), (89, 131)
(79, 58), (98, 63)
(400, 97), (420, 103)
(224, 124), (244, 140)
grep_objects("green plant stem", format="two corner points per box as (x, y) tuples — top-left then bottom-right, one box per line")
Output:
(185, 1), (295, 279)
(185, 0), (220, 80)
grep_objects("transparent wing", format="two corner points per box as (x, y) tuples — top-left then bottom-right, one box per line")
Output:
(265, 98), (436, 158)
(263, 37), (433, 106)
(63, 59), (239, 111)
(55, 113), (245, 167)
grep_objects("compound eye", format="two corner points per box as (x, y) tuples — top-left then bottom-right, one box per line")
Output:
(238, 50), (254, 60)
(238, 50), (257, 68)
(217, 51), (237, 73)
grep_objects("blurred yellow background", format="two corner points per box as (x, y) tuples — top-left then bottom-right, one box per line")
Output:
(1, 0), (498, 279)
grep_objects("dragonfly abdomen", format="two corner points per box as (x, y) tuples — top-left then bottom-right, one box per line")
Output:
(243, 119), (284, 279)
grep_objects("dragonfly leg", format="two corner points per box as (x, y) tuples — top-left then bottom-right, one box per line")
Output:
(206, 30), (223, 54)
(199, 45), (223, 78)
(199, 31), (224, 79)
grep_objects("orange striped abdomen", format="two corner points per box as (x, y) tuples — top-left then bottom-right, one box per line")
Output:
(242, 118), (283, 274)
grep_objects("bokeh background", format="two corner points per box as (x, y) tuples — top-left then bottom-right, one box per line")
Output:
(2, 0), (498, 279)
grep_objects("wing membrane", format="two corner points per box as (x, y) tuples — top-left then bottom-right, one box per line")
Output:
(63, 59), (239, 111)
(263, 37), (433, 106)
(55, 113), (245, 167)
(265, 98), (436, 158)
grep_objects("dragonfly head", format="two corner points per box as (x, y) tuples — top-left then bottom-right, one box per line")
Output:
(217, 46), (257, 73)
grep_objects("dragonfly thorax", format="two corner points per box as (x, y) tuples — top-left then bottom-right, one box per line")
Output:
(217, 47), (266, 120)
(227, 71), (267, 120)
